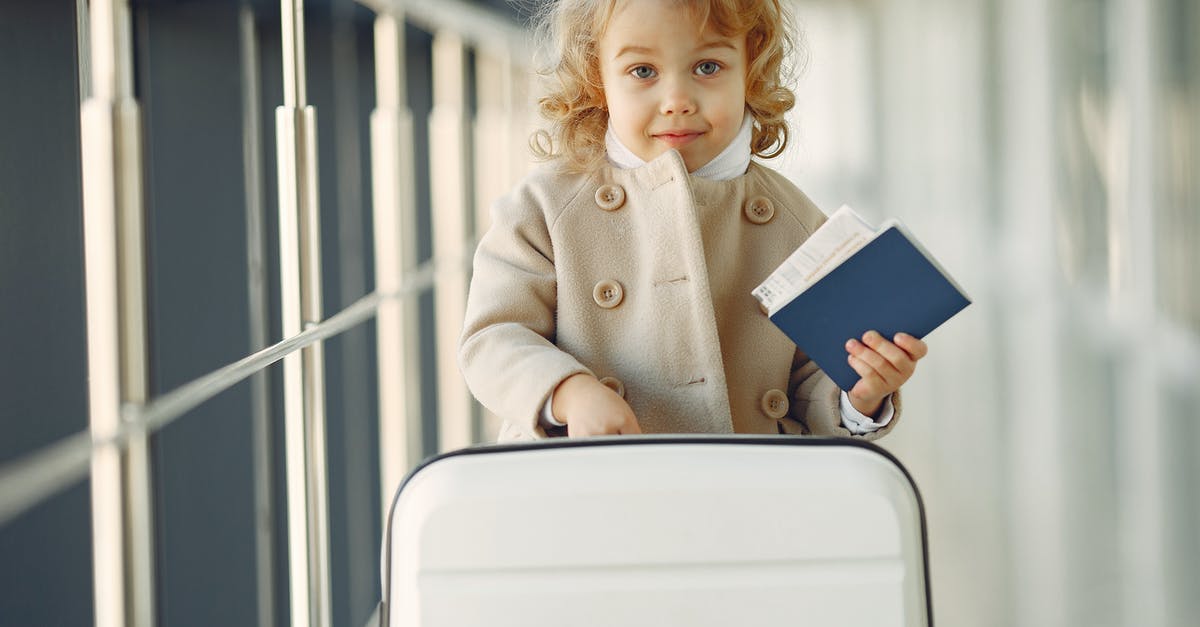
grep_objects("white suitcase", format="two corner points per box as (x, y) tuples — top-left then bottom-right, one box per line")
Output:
(380, 436), (932, 626)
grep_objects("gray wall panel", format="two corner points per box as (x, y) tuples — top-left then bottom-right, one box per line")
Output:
(136, 2), (259, 625)
(0, 1), (93, 625)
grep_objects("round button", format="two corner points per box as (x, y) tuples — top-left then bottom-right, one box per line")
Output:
(744, 196), (775, 224)
(594, 184), (626, 211)
(760, 388), (789, 419)
(598, 376), (626, 399)
(592, 279), (624, 309)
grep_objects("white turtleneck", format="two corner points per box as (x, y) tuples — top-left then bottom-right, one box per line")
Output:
(605, 111), (755, 181)
(541, 113), (894, 435)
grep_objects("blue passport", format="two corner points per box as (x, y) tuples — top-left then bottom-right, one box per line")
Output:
(759, 215), (971, 392)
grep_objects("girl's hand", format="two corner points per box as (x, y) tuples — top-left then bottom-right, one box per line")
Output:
(845, 331), (928, 417)
(552, 373), (642, 437)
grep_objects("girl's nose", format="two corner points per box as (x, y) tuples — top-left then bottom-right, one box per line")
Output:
(659, 80), (696, 116)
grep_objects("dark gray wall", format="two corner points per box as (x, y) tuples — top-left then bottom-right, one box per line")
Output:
(135, 2), (261, 625)
(0, 1), (94, 625)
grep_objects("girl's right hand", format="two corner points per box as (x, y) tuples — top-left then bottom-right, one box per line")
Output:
(552, 373), (642, 437)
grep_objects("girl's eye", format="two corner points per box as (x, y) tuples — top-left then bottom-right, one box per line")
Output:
(695, 61), (721, 76)
(630, 65), (656, 79)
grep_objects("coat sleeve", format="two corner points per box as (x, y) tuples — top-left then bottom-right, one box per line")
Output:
(458, 184), (593, 439)
(787, 348), (902, 440)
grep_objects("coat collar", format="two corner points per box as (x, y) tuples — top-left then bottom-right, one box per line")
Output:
(607, 148), (762, 200)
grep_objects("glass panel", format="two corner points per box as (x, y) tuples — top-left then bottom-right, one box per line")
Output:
(0, 2), (93, 624)
(1053, 0), (1112, 288)
(1157, 0), (1200, 332)
(1059, 314), (1122, 627)
(1162, 378), (1200, 626)
(150, 377), (264, 626)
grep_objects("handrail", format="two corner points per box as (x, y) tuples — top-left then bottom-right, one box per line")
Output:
(0, 259), (441, 529)
(9, 242), (1197, 531)
(0, 431), (94, 527)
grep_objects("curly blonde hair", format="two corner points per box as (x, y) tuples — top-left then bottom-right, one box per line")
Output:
(530, 0), (802, 172)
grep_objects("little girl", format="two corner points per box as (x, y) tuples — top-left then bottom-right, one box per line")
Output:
(459, 0), (928, 440)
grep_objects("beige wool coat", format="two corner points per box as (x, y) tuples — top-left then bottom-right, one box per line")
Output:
(459, 149), (900, 441)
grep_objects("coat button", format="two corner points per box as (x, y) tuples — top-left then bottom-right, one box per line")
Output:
(744, 196), (775, 224)
(598, 376), (626, 399)
(592, 279), (624, 308)
(594, 184), (626, 211)
(760, 388), (789, 419)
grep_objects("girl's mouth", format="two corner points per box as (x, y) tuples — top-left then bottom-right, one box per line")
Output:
(653, 131), (703, 147)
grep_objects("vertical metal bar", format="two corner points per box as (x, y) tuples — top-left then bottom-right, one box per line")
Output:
(81, 1), (154, 626)
(370, 11), (424, 520)
(430, 30), (473, 453)
(80, 9), (123, 627)
(301, 112), (332, 627)
(239, 6), (276, 627)
(80, 97), (126, 627)
(281, 0), (307, 109)
(112, 4), (153, 620)
(115, 94), (155, 627)
(277, 106), (311, 627)
(277, 1), (331, 626)
(76, 0), (91, 101)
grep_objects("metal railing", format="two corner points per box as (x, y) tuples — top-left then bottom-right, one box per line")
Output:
(0, 0), (534, 625)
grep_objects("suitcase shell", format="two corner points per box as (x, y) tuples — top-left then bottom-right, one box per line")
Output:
(380, 435), (932, 626)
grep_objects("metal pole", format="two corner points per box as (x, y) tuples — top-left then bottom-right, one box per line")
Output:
(430, 30), (474, 452)
(277, 1), (332, 625)
(80, 1), (154, 625)
(370, 10), (425, 522)
(281, 0), (307, 109)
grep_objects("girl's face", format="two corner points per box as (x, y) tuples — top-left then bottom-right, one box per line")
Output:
(597, 0), (748, 172)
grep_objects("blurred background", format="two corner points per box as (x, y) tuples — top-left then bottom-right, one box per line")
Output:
(1, 0), (1196, 626)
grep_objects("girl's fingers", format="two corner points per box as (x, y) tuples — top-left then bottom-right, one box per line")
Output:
(847, 356), (886, 399)
(847, 353), (883, 389)
(860, 331), (914, 378)
(893, 333), (929, 360)
(847, 336), (902, 382)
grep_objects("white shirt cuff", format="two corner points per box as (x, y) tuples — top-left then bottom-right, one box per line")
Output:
(839, 391), (894, 435)
(540, 391), (565, 428)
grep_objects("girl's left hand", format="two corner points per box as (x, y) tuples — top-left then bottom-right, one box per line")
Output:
(845, 331), (928, 417)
